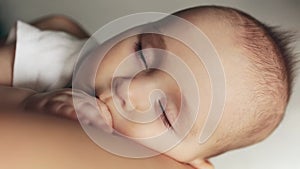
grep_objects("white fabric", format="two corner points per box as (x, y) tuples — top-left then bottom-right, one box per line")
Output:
(11, 21), (86, 92)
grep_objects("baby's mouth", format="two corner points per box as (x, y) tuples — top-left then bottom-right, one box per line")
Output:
(98, 100), (113, 128)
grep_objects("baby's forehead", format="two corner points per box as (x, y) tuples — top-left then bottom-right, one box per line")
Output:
(156, 12), (239, 43)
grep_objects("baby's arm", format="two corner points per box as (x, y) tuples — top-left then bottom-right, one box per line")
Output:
(0, 86), (36, 112)
(31, 15), (90, 39)
(0, 15), (89, 86)
(0, 16), (108, 129)
(0, 43), (14, 86)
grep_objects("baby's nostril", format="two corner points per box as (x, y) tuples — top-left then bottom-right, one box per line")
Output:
(111, 77), (134, 112)
(120, 97), (126, 106)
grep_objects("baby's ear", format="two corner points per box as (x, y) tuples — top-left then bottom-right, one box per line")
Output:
(189, 158), (214, 169)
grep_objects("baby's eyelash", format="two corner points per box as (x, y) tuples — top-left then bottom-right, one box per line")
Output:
(158, 100), (172, 128)
(135, 41), (148, 69)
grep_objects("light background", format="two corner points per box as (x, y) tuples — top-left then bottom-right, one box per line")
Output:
(0, 0), (299, 169)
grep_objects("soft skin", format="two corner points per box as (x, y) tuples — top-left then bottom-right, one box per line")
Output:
(91, 8), (253, 169)
(0, 7), (288, 169)
(0, 109), (194, 169)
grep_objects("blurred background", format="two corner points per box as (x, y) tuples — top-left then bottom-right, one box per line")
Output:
(0, 0), (299, 168)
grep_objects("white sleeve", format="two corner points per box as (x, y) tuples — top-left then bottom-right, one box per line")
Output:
(13, 21), (86, 92)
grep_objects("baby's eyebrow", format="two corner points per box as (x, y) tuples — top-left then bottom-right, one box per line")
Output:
(138, 32), (167, 68)
(139, 32), (166, 50)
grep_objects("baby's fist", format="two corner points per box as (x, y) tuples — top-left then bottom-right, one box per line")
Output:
(23, 88), (112, 133)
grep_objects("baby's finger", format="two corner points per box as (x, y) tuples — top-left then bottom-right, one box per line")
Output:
(59, 105), (78, 120)
(71, 89), (92, 99)
(77, 102), (113, 133)
(44, 100), (77, 120)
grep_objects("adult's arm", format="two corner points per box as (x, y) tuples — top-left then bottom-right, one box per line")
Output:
(0, 110), (193, 169)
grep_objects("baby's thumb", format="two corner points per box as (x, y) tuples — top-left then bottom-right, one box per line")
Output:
(78, 102), (113, 134)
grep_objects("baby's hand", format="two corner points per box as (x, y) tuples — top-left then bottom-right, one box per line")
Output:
(23, 88), (113, 133)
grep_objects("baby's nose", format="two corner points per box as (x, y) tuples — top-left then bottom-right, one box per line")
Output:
(113, 70), (176, 112)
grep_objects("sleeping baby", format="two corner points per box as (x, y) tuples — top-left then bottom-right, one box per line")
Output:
(0, 6), (296, 169)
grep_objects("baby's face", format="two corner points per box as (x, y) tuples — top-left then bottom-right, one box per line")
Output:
(92, 13), (246, 164)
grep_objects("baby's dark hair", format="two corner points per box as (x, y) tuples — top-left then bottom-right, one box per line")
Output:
(234, 8), (298, 101)
(205, 6), (298, 156)
(175, 5), (298, 157)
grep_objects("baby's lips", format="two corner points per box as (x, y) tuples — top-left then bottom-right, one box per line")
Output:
(97, 101), (114, 133)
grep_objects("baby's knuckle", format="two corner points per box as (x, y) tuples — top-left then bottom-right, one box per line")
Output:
(46, 101), (65, 112)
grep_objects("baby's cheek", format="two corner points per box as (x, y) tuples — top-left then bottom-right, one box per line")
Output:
(105, 94), (166, 138)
